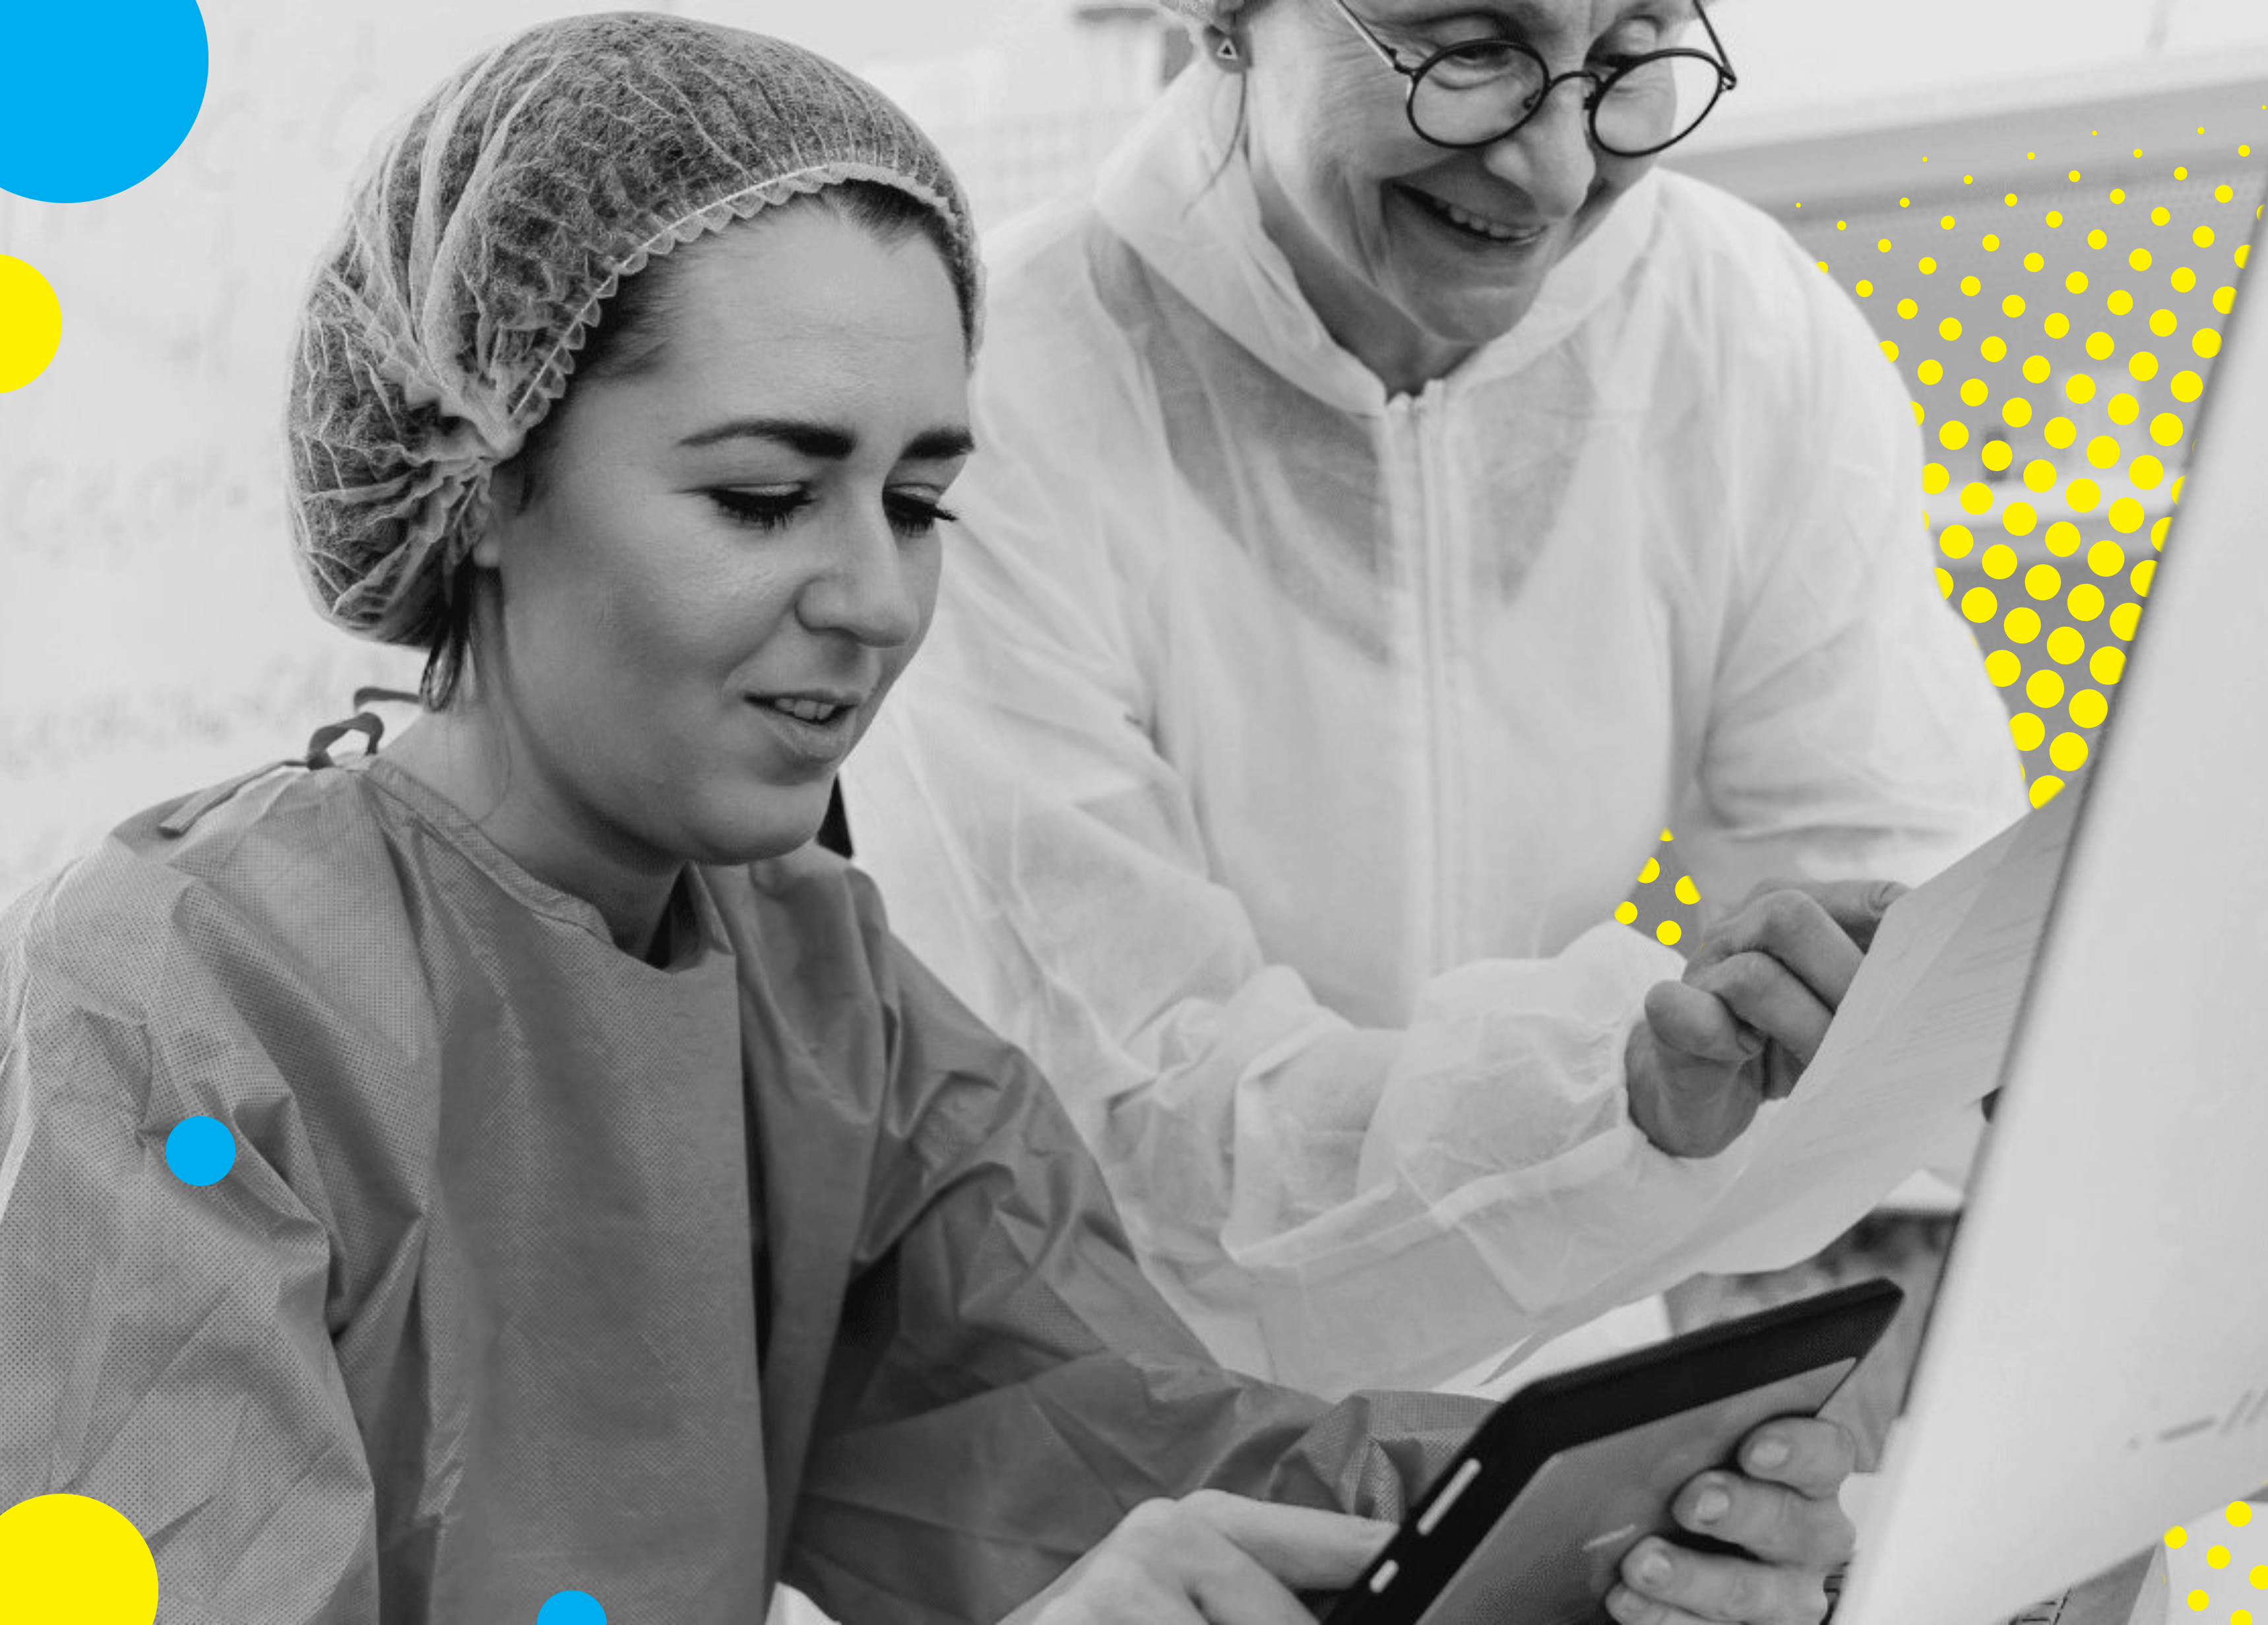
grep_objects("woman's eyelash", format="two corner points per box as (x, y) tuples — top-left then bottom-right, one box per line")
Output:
(708, 488), (958, 537)
(710, 488), (811, 529)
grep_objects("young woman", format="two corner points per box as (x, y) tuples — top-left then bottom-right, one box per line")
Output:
(0, 15), (1858, 1624)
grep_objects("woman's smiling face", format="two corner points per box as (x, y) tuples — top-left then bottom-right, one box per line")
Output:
(468, 201), (972, 871)
(1239, 0), (1701, 390)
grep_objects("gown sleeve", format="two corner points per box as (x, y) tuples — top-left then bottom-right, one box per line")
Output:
(0, 865), (381, 1624)
(780, 908), (1481, 1625)
(1670, 232), (2030, 907)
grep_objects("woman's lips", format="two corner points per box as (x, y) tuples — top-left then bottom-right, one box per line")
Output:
(1399, 183), (1550, 246)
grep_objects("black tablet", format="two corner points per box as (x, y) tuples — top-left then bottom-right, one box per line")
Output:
(1325, 1278), (1905, 1625)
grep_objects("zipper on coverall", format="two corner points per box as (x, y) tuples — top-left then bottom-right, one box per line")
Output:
(1390, 380), (1464, 978)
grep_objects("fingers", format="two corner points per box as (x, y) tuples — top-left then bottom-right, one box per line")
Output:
(1612, 1537), (1833, 1625)
(1730, 1418), (1862, 1504)
(1722, 877), (1910, 953)
(1690, 891), (1868, 1012)
(1069, 1499), (1317, 1625)
(1644, 979), (1763, 1066)
(1181, 1489), (1395, 1593)
(1664, 1469), (1854, 1572)
(1684, 953), (1834, 1070)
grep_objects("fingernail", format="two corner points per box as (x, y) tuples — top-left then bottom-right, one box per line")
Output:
(1606, 1586), (1641, 1621)
(1635, 1544), (1674, 1586)
(1749, 1436), (1790, 1469)
(1691, 1483), (1732, 1524)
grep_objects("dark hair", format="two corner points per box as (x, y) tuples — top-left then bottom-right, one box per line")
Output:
(418, 181), (967, 710)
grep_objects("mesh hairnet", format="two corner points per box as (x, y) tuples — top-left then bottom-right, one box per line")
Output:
(286, 13), (982, 650)
(1156, 0), (1247, 27)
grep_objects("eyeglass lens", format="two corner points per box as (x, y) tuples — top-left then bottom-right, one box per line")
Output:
(1410, 45), (1726, 154)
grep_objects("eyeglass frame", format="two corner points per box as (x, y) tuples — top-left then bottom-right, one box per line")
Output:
(1321, 0), (1739, 158)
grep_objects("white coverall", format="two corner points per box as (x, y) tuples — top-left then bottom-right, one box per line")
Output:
(846, 68), (2027, 1397)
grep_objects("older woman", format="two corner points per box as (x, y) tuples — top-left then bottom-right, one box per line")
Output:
(845, 0), (2027, 1393)
(0, 15), (1856, 1625)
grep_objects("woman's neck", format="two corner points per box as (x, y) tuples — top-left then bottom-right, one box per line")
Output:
(383, 705), (682, 961)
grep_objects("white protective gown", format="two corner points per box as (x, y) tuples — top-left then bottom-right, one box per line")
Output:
(846, 69), (2026, 1397)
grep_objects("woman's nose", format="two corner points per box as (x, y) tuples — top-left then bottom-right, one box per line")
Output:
(798, 512), (925, 649)
(1482, 76), (1599, 221)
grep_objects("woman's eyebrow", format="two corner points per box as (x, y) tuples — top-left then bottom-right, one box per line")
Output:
(676, 418), (974, 462)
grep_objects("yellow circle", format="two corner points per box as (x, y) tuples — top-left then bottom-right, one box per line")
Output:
(2170, 369), (2205, 402)
(2129, 247), (2153, 271)
(0, 257), (65, 393)
(1939, 523), (1974, 559)
(2045, 521), (2083, 558)
(2151, 307), (2179, 337)
(1924, 462), (1951, 494)
(2170, 1527), (2191, 1550)
(1919, 255), (1938, 274)
(2108, 393), (2141, 426)
(1981, 335), (2009, 363)
(2110, 600), (2142, 640)
(2151, 412), (2186, 447)
(2134, 558), (2157, 596)
(1935, 565), (1954, 598)
(2046, 416), (2079, 449)
(2151, 517), (2172, 551)
(2046, 312), (2073, 338)
(2211, 1546), (2232, 1569)
(2195, 225), (2216, 247)
(2003, 396), (2033, 428)
(2005, 606), (2044, 643)
(2108, 290), (2135, 316)
(2023, 354), (2052, 383)
(1940, 316), (1963, 341)
(1639, 857), (1660, 885)
(1984, 649), (2023, 687)
(2047, 626), (2086, 664)
(1960, 377), (1990, 407)
(2065, 373), (2098, 404)
(2090, 645), (2126, 684)
(2229, 1505), (2254, 1527)
(2011, 713), (2046, 751)
(1656, 919), (1682, 947)
(1940, 420), (1970, 450)
(1881, 339), (1901, 360)
(2195, 328), (2222, 358)
(2087, 435), (2122, 468)
(1614, 900), (1639, 926)
(1961, 482), (1995, 515)
(2024, 459), (2059, 492)
(2069, 689), (2109, 728)
(2151, 206), (2170, 226)
(2216, 285), (2238, 317)
(2108, 497), (2146, 533)
(1962, 586), (1998, 623)
(2066, 270), (2089, 293)
(1897, 298), (1919, 319)
(1674, 875), (1701, 907)
(2252, 1562), (2266, 1585)
(2005, 500), (2039, 535)
(2188, 1590), (2209, 1612)
(2089, 539), (2127, 576)
(1919, 358), (1945, 385)
(2003, 294), (2027, 317)
(1982, 543), (2019, 579)
(2069, 583), (2106, 621)
(2129, 351), (2159, 381)
(2025, 563), (2062, 600)
(0, 1494), (160, 1624)
(2030, 775), (2065, 808)
(2025, 251), (2045, 271)
(2067, 477), (2102, 512)
(2172, 267), (2198, 293)
(2085, 331), (2116, 361)
(2131, 454), (2165, 488)
(1982, 439), (2014, 472)
(2026, 669), (2065, 707)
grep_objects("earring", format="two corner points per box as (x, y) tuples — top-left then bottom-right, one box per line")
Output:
(1205, 25), (1250, 72)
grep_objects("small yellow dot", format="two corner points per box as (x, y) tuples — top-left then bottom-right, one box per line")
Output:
(2026, 668), (2065, 707)
(2215, 184), (2235, 203)
(1959, 377), (1989, 407)
(2215, 285), (2238, 316)
(1674, 875), (1700, 906)
(2131, 454), (2164, 488)
(2022, 354), (2052, 384)
(2151, 412), (2186, 446)
(2108, 393), (2141, 426)
(1961, 274), (1982, 294)
(2195, 225), (2216, 247)
(2130, 247), (2153, 271)
(2046, 521), (2083, 558)
(2004, 499), (2038, 534)
(1982, 335), (2009, 363)
(2006, 606), (2043, 643)
(2011, 713), (2046, 751)
(1881, 338), (1901, 361)
(1924, 462), (1951, 494)
(1661, 827), (1674, 842)
(2110, 600), (2142, 639)
(2089, 645), (2124, 683)
(2023, 459), (2058, 492)
(2169, 1527), (2191, 1550)
(1939, 524), (1974, 559)
(2087, 435), (2122, 468)
(2088, 228), (2108, 250)
(1639, 857), (1660, 884)
(2134, 558), (2157, 596)
(2046, 416), (2079, 450)
(2195, 328), (2222, 358)
(1656, 919), (1682, 947)
(1856, 278), (1874, 297)
(2151, 308), (2180, 338)
(2228, 1505), (2254, 1527)
(1940, 420), (1970, 449)
(1879, 238), (1893, 252)
(2089, 539), (2126, 575)
(1982, 542), (2018, 579)
(2002, 397), (2033, 430)
(2209, 1546), (2232, 1569)
(1961, 482), (1995, 515)
(1936, 565), (1955, 598)
(2065, 373), (2098, 405)
(2251, 1560), (2266, 1585)
(1941, 214), (1955, 229)
(1941, 316), (1963, 341)
(1920, 255), (1938, 274)
(2187, 1589), (2209, 1612)
(1918, 358), (1945, 385)
(2151, 516), (2172, 550)
(2108, 497), (2146, 533)
(1898, 298), (1918, 319)
(2047, 625), (2086, 664)
(2025, 251), (2045, 271)
(1984, 649), (2022, 686)
(1963, 585), (1998, 622)
(2172, 267), (2198, 293)
(2030, 775), (2065, 808)
(2170, 370), (2205, 403)
(2086, 331), (2116, 361)
(2066, 269), (2089, 293)
(2045, 313), (2072, 339)
(1615, 900), (1639, 926)
(2152, 205), (2171, 226)
(2025, 562), (2062, 600)
(2069, 583), (2106, 621)
(2107, 290), (2135, 316)
(1982, 439), (2013, 473)
(2069, 689), (2109, 728)
(2129, 350), (2160, 381)
(2067, 476), (2102, 511)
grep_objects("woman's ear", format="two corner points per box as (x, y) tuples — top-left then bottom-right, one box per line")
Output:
(470, 460), (529, 569)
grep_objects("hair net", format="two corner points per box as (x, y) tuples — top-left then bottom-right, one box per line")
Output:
(1156, 0), (1248, 28)
(287, 13), (982, 651)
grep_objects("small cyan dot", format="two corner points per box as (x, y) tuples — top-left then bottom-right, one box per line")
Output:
(164, 1116), (236, 1186)
(539, 1591), (607, 1625)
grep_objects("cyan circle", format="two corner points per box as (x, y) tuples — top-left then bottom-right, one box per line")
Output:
(538, 1592), (606, 1625)
(164, 1116), (236, 1187)
(0, 3), (210, 204)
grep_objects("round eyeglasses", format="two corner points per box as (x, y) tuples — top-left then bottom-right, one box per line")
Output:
(1326, 0), (1738, 159)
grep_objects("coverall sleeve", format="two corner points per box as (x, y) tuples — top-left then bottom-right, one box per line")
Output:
(782, 934), (1481, 1625)
(0, 881), (381, 1623)
(1672, 257), (2029, 909)
(848, 362), (1757, 1397)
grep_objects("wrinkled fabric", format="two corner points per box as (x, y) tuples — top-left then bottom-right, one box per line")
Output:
(0, 755), (1476, 1624)
(286, 13), (982, 651)
(844, 67), (2027, 1396)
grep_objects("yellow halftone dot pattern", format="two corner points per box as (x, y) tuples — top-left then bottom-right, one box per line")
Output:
(2160, 1502), (2268, 1624)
